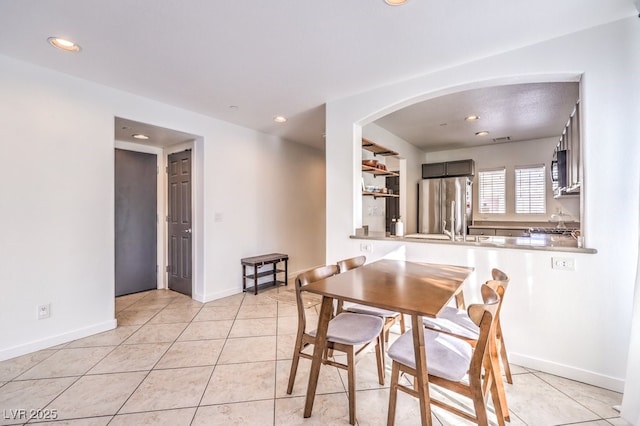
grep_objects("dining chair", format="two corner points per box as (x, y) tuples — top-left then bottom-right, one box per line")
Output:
(336, 256), (406, 357)
(286, 264), (385, 425)
(387, 284), (505, 426)
(422, 269), (512, 381)
(421, 269), (511, 422)
(489, 268), (512, 385)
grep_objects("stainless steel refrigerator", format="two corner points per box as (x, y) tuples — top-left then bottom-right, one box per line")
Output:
(418, 176), (473, 235)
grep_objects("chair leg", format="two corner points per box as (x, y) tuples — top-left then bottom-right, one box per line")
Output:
(387, 361), (400, 426)
(471, 383), (490, 426)
(287, 339), (303, 394)
(497, 321), (513, 384)
(376, 334), (385, 385)
(399, 314), (406, 334)
(347, 347), (356, 425)
(490, 338), (510, 422)
(488, 367), (506, 426)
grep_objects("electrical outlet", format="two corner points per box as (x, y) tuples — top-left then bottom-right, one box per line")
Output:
(37, 303), (51, 320)
(360, 243), (373, 253)
(552, 257), (575, 271)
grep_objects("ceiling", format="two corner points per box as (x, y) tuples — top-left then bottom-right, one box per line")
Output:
(0, 1), (636, 150)
(115, 117), (199, 147)
(374, 82), (580, 152)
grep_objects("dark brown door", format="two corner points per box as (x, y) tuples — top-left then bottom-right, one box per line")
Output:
(115, 149), (157, 296)
(167, 150), (192, 296)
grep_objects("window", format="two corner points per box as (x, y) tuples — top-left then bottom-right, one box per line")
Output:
(478, 168), (505, 214)
(515, 165), (546, 214)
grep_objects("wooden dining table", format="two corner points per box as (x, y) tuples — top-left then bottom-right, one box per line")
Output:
(301, 258), (474, 426)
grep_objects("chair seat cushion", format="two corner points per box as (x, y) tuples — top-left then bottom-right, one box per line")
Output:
(422, 306), (479, 340)
(387, 328), (472, 382)
(344, 302), (400, 318)
(309, 313), (384, 345)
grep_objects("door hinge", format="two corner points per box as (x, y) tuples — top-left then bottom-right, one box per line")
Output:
(166, 215), (169, 222)
(156, 166), (159, 175)
(165, 265), (170, 272)
(156, 265), (159, 272)
(165, 166), (168, 173)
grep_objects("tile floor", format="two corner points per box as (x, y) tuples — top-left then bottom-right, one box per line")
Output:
(0, 288), (629, 425)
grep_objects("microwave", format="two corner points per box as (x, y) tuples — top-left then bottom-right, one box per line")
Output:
(551, 150), (567, 189)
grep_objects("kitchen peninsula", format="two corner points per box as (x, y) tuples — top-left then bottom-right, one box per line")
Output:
(351, 231), (596, 253)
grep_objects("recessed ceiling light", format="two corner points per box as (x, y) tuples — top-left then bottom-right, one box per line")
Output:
(132, 133), (150, 140)
(385, 0), (407, 5)
(229, 105), (239, 110)
(465, 115), (480, 121)
(273, 116), (287, 123)
(47, 37), (81, 52)
(475, 131), (490, 136)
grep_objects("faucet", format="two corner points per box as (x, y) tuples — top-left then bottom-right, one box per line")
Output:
(443, 220), (452, 239)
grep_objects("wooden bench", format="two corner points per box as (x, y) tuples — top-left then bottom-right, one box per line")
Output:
(241, 253), (289, 295)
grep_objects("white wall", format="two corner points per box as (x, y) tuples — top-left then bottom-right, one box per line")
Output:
(0, 54), (326, 360)
(426, 137), (580, 223)
(325, 17), (639, 391)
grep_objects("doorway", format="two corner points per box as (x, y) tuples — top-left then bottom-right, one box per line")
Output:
(114, 149), (158, 296)
(114, 116), (202, 301)
(167, 150), (192, 296)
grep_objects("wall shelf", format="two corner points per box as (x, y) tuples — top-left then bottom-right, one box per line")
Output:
(362, 191), (399, 199)
(362, 138), (398, 156)
(361, 164), (399, 177)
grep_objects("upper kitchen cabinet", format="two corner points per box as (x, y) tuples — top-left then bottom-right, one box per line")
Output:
(552, 100), (581, 197)
(422, 159), (475, 179)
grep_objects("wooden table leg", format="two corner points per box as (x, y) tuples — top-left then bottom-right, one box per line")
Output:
(304, 296), (334, 418)
(455, 291), (466, 310)
(411, 314), (432, 426)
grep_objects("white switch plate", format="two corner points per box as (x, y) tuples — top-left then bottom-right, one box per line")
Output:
(37, 303), (51, 320)
(552, 257), (575, 271)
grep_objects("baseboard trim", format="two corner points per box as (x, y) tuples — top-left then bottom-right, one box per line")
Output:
(509, 352), (625, 392)
(197, 287), (242, 303)
(0, 320), (117, 362)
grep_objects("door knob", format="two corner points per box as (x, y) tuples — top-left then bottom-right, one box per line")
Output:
(185, 228), (192, 233)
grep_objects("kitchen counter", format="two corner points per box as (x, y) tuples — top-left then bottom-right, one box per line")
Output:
(350, 232), (596, 254)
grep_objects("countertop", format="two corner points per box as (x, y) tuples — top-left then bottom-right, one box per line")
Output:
(468, 221), (580, 230)
(350, 232), (596, 254)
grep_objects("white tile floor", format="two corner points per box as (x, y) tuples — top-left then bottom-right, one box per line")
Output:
(0, 288), (629, 425)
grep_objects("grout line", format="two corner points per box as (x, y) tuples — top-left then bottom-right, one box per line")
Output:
(532, 370), (618, 422)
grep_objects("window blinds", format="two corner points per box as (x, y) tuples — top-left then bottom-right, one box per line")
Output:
(515, 165), (546, 214)
(478, 168), (506, 214)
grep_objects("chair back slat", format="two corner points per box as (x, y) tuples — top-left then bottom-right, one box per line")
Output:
(336, 256), (366, 273)
(491, 268), (509, 283)
(294, 265), (338, 331)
